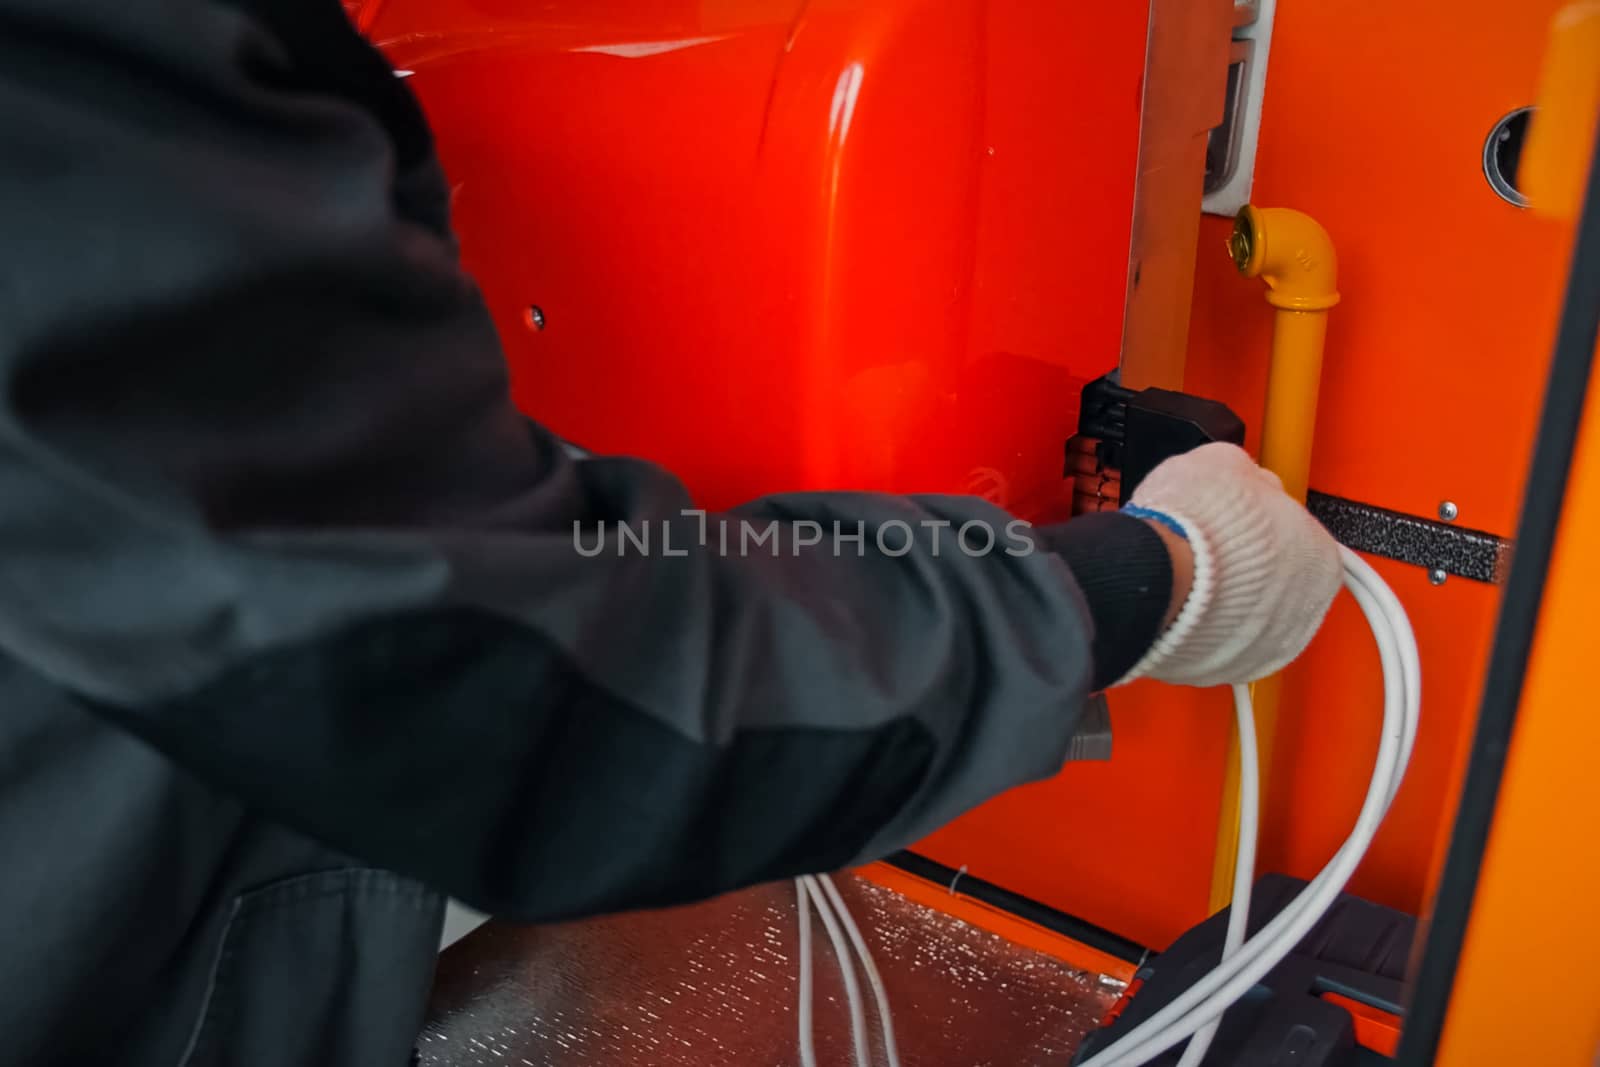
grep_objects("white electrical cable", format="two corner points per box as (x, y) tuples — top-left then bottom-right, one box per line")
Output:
(799, 874), (873, 1067)
(793, 546), (1418, 1067)
(1078, 562), (1413, 1065)
(796, 878), (819, 1067)
(816, 874), (903, 1067)
(1108, 564), (1416, 1065)
(1076, 547), (1420, 1066)
(1173, 681), (1260, 1067)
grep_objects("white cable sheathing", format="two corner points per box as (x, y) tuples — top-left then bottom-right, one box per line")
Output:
(793, 546), (1418, 1067)
(817, 874), (902, 1067)
(1077, 549), (1418, 1066)
(796, 877), (819, 1067)
(799, 875), (871, 1067)
(1174, 681), (1260, 1067)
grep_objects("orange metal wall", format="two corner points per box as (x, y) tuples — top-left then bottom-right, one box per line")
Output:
(921, 0), (1578, 951)
(1422, 8), (1600, 1057)
(1434, 337), (1600, 1066)
(1432, 10), (1600, 1058)
(1183, 1), (1577, 927)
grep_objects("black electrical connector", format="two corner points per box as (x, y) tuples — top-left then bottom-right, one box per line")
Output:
(1068, 375), (1246, 503)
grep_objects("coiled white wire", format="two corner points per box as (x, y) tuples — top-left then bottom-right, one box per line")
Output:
(795, 545), (1418, 1067)
(1079, 548), (1419, 1066)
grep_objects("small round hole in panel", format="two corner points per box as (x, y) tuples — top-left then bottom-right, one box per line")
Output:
(1483, 107), (1534, 208)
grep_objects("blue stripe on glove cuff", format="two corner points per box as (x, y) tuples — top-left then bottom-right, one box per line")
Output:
(1121, 505), (1189, 542)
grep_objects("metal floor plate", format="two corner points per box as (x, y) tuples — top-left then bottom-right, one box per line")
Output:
(420, 874), (1121, 1067)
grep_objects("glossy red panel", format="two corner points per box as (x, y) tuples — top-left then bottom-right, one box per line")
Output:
(369, 0), (1144, 515)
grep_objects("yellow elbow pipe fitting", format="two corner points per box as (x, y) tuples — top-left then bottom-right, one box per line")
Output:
(1229, 206), (1340, 504)
(1228, 206), (1340, 313)
(1208, 206), (1339, 911)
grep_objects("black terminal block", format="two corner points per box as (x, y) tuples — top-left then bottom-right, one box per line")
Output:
(1070, 375), (1246, 503)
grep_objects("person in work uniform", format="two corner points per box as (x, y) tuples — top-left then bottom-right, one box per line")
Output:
(0, 1), (1344, 1063)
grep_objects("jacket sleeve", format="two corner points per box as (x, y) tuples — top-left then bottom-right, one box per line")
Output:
(0, 0), (1170, 919)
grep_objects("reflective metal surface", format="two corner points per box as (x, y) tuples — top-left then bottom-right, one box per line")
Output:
(420, 875), (1119, 1066)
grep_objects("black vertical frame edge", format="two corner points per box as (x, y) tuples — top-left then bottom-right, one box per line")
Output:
(1396, 117), (1600, 1063)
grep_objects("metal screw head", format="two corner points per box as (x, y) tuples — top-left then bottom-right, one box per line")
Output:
(1438, 501), (1459, 522)
(524, 305), (546, 331)
(1227, 215), (1254, 273)
(1428, 568), (1448, 586)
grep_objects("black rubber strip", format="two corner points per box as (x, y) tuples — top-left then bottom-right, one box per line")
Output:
(883, 850), (1150, 967)
(1395, 118), (1600, 1065)
(1306, 491), (1511, 583)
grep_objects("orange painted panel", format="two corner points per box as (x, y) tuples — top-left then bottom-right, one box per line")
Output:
(1436, 341), (1600, 1067)
(1322, 992), (1403, 1058)
(916, 683), (1234, 950)
(1180, 0), (1578, 926)
(1256, 558), (1500, 909)
(935, 0), (1581, 948)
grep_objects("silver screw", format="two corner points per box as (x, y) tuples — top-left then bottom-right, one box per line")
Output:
(526, 305), (546, 331)
(1428, 568), (1448, 586)
(1438, 501), (1459, 522)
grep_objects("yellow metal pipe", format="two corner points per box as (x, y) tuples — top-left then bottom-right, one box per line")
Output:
(1261, 312), (1331, 502)
(1208, 205), (1340, 911)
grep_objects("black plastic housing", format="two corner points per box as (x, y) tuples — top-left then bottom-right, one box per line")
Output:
(1069, 376), (1246, 502)
(1073, 874), (1413, 1066)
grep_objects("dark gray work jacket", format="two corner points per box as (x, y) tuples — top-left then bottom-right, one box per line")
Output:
(0, 1), (1169, 1063)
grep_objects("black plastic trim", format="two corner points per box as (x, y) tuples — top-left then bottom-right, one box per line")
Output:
(1396, 119), (1600, 1064)
(883, 850), (1150, 966)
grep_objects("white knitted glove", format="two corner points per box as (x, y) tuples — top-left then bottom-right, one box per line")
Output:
(1115, 443), (1343, 688)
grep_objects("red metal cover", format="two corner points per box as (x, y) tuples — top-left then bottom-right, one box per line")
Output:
(366, 0), (1147, 519)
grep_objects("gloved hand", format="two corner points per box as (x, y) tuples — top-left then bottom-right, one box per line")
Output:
(1114, 442), (1343, 688)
